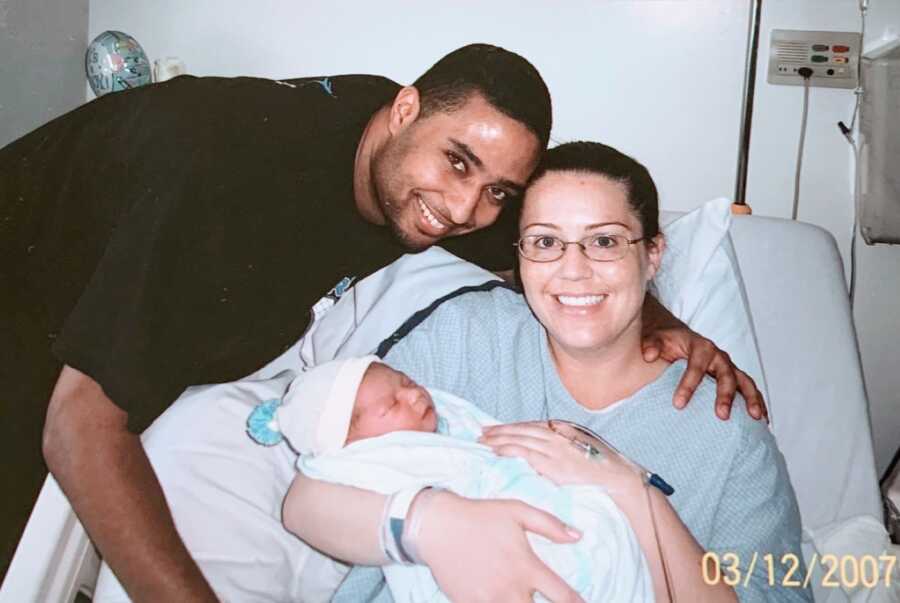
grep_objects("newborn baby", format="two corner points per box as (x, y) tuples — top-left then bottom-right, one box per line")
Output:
(247, 356), (652, 603)
(346, 362), (439, 443)
(246, 356), (439, 453)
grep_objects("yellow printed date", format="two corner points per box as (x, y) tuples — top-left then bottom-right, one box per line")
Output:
(702, 551), (897, 589)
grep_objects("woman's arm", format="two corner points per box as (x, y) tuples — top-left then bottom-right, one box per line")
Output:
(481, 422), (737, 603)
(283, 473), (585, 602)
(283, 473), (387, 565)
(611, 479), (737, 603)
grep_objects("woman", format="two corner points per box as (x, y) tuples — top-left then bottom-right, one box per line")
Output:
(289, 142), (807, 602)
(289, 141), (808, 602)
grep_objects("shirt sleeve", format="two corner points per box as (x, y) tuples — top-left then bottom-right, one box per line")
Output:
(707, 417), (813, 602)
(49, 84), (327, 433)
(46, 75), (370, 433)
(50, 176), (305, 433)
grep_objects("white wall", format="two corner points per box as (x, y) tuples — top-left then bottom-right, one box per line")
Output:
(0, 0), (89, 147)
(87, 0), (899, 475)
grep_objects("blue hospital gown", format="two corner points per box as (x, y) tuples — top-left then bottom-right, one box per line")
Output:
(334, 286), (811, 603)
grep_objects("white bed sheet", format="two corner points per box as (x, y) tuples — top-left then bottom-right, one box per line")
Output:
(1, 209), (887, 603)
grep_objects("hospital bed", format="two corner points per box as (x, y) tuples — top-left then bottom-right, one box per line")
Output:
(0, 208), (894, 602)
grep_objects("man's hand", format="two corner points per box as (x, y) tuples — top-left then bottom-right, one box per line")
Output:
(416, 492), (585, 603)
(641, 294), (767, 421)
(642, 327), (767, 421)
(43, 366), (217, 602)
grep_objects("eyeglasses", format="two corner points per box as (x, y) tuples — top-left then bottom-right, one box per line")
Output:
(515, 233), (645, 263)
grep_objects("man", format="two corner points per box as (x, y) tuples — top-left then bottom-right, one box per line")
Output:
(1, 44), (761, 600)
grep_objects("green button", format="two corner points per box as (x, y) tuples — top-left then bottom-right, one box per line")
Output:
(811, 55), (828, 63)
(812, 44), (829, 52)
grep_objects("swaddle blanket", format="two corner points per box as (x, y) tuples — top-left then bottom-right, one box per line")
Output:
(298, 389), (653, 603)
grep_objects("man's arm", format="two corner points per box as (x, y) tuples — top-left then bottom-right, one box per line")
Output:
(641, 294), (767, 421)
(42, 366), (216, 602)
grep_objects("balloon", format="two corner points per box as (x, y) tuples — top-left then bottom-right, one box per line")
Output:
(85, 30), (151, 96)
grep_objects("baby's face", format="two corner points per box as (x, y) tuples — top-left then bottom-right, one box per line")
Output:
(346, 363), (438, 444)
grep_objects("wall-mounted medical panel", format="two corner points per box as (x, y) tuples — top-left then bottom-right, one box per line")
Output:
(768, 29), (860, 89)
(860, 41), (900, 245)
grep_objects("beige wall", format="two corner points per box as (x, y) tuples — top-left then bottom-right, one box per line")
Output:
(0, 0), (89, 147)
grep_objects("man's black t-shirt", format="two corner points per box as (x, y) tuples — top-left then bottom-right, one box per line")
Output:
(0, 72), (520, 575)
(1, 73), (517, 435)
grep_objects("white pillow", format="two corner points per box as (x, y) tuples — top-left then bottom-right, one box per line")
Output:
(653, 198), (770, 410)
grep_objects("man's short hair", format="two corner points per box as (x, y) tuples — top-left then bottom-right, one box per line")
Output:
(413, 43), (552, 151)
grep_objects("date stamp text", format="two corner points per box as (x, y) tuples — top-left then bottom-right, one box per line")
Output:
(702, 552), (897, 589)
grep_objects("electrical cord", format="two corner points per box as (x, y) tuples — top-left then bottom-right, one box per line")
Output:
(848, 0), (868, 132)
(850, 140), (860, 305)
(837, 127), (862, 304)
(792, 68), (813, 221)
(836, 0), (868, 305)
(645, 483), (675, 602)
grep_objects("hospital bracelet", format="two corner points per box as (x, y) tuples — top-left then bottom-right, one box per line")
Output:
(402, 487), (442, 564)
(380, 486), (430, 565)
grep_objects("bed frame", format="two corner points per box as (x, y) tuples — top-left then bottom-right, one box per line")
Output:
(0, 214), (887, 602)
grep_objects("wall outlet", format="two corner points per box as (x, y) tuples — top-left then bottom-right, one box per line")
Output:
(767, 29), (860, 89)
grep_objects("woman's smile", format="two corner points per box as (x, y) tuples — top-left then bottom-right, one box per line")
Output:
(554, 293), (607, 308)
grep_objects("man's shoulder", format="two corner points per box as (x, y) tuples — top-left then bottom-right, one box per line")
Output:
(149, 73), (395, 93)
(303, 74), (399, 94)
(138, 74), (398, 130)
(275, 74), (400, 105)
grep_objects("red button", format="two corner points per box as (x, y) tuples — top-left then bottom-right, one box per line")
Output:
(833, 45), (850, 53)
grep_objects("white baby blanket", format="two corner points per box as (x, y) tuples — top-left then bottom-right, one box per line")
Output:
(298, 390), (653, 603)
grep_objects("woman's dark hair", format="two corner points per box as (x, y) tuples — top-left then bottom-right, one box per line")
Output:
(413, 44), (552, 151)
(511, 141), (660, 289)
(529, 141), (660, 239)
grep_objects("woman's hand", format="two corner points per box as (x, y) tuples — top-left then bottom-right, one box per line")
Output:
(478, 422), (642, 497)
(414, 490), (585, 603)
